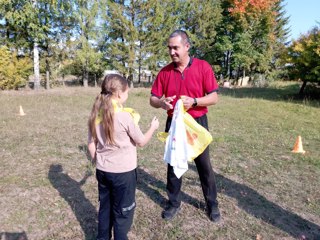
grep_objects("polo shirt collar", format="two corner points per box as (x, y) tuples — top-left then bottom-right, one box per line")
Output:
(173, 57), (193, 69)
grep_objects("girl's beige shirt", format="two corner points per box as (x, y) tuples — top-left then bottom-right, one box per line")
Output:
(88, 111), (145, 173)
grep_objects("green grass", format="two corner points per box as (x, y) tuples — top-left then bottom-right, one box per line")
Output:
(0, 83), (319, 240)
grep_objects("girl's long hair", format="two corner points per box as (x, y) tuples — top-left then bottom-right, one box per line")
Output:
(88, 74), (128, 145)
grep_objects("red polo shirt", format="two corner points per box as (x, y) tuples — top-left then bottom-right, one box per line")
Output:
(151, 58), (219, 118)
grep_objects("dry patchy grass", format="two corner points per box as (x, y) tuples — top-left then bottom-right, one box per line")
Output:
(0, 84), (319, 240)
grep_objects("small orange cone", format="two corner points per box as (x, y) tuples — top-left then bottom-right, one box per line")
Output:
(19, 105), (26, 116)
(292, 136), (305, 154)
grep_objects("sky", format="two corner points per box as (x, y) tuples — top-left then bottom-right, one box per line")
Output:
(284, 0), (320, 40)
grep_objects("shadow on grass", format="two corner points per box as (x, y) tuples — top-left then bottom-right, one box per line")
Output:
(220, 84), (320, 107)
(78, 144), (91, 162)
(48, 164), (97, 240)
(187, 165), (320, 238)
(137, 167), (207, 211)
(216, 172), (320, 239)
(197, 163), (320, 239)
(0, 231), (28, 240)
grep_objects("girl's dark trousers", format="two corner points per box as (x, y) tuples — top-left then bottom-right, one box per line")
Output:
(96, 168), (136, 240)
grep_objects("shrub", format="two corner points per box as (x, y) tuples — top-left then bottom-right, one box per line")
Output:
(0, 46), (32, 90)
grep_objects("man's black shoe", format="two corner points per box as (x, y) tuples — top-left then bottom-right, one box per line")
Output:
(209, 206), (221, 222)
(161, 206), (180, 220)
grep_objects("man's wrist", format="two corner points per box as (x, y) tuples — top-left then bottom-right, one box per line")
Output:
(192, 98), (198, 108)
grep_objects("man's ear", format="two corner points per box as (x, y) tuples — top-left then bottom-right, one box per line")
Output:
(185, 42), (190, 51)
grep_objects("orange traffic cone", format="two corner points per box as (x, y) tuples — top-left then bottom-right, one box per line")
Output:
(19, 105), (26, 116)
(292, 136), (305, 154)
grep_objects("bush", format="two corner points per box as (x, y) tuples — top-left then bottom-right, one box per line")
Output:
(0, 46), (32, 90)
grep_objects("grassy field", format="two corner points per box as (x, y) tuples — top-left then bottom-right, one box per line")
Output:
(0, 82), (319, 240)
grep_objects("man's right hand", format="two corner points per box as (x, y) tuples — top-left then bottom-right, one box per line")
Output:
(161, 95), (176, 110)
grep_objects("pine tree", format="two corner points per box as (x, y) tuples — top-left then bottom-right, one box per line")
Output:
(73, 0), (102, 87)
(102, 0), (138, 86)
(141, 0), (180, 77)
(270, 0), (291, 78)
(179, 0), (222, 60)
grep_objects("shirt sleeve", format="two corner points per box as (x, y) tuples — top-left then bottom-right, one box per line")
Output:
(88, 127), (94, 144)
(120, 112), (145, 145)
(151, 71), (164, 98)
(203, 61), (219, 94)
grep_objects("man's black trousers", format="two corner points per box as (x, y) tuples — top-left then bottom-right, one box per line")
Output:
(165, 114), (219, 211)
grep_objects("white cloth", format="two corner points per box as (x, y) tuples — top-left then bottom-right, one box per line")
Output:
(163, 100), (189, 178)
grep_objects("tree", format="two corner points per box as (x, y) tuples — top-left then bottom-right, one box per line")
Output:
(269, 0), (291, 80)
(73, 0), (102, 87)
(101, 0), (180, 84)
(102, 0), (140, 86)
(0, 0), (42, 89)
(286, 26), (320, 94)
(179, 0), (222, 60)
(213, 0), (279, 82)
(140, 0), (180, 78)
(38, 0), (76, 89)
(0, 0), (76, 89)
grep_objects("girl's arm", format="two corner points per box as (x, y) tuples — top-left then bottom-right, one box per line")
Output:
(137, 116), (159, 147)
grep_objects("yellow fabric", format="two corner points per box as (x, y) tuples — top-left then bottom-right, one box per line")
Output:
(183, 111), (212, 161)
(95, 99), (140, 125)
(157, 132), (169, 142)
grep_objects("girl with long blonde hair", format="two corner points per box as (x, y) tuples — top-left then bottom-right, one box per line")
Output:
(88, 74), (159, 240)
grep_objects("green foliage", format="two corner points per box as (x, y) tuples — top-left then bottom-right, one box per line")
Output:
(0, 0), (78, 85)
(103, 0), (142, 79)
(140, 0), (180, 76)
(287, 26), (320, 83)
(72, 0), (103, 86)
(211, 0), (289, 80)
(0, 0), (293, 87)
(0, 46), (32, 90)
(180, 0), (222, 59)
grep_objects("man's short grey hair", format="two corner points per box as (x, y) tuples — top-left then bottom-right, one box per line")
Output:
(169, 30), (191, 46)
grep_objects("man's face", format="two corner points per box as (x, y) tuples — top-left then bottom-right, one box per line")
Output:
(167, 35), (190, 64)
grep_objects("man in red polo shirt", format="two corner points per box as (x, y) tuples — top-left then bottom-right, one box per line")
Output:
(150, 30), (221, 222)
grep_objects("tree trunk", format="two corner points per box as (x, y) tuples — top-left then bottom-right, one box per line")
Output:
(32, 0), (40, 90)
(33, 42), (41, 90)
(240, 68), (246, 86)
(45, 57), (50, 89)
(83, 72), (88, 87)
(227, 51), (232, 79)
(138, 42), (142, 83)
(83, 61), (88, 87)
(62, 74), (65, 87)
(299, 81), (307, 95)
(138, 62), (141, 84)
(127, 74), (133, 89)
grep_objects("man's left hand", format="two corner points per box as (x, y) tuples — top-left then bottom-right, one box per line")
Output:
(181, 95), (194, 110)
